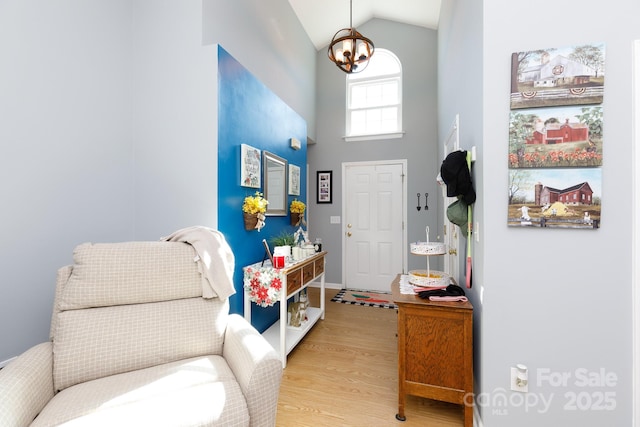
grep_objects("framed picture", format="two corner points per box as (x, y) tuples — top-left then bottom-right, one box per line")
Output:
(288, 164), (300, 196)
(317, 170), (332, 204)
(240, 144), (261, 188)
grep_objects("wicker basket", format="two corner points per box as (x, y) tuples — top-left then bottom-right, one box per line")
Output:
(243, 212), (259, 230)
(290, 213), (301, 226)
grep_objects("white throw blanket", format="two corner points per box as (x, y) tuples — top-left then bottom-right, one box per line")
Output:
(161, 226), (236, 299)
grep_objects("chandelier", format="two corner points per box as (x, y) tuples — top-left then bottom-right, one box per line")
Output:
(327, 0), (375, 74)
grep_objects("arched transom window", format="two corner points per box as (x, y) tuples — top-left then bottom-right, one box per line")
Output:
(346, 49), (403, 141)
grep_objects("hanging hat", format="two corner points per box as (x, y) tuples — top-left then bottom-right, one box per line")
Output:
(447, 199), (468, 237)
(440, 150), (476, 204)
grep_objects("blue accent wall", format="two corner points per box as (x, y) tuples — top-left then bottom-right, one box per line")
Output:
(217, 46), (307, 332)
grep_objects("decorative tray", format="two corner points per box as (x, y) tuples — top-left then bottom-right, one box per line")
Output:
(408, 269), (449, 288)
(410, 241), (446, 256)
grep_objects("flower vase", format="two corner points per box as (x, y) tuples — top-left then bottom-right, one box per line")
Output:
(291, 213), (301, 226)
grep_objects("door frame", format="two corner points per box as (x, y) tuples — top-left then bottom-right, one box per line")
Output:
(442, 114), (461, 281)
(633, 39), (640, 427)
(341, 159), (408, 287)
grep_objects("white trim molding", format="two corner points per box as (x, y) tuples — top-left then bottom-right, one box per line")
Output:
(633, 39), (640, 427)
(344, 131), (405, 142)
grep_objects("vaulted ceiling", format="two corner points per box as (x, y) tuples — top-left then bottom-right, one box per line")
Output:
(288, 0), (442, 50)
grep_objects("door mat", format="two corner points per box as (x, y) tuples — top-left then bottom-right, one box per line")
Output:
(331, 289), (398, 309)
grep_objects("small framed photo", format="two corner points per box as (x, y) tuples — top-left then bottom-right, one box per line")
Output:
(317, 170), (332, 204)
(240, 144), (261, 188)
(288, 164), (300, 196)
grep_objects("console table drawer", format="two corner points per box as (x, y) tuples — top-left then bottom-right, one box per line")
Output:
(314, 257), (324, 276)
(287, 270), (302, 294)
(302, 263), (314, 284)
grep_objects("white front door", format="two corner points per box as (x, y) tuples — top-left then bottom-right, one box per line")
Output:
(343, 161), (406, 292)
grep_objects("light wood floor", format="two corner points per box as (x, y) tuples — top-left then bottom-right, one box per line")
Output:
(276, 287), (465, 427)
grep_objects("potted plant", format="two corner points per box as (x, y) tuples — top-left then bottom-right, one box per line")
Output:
(269, 230), (295, 258)
(269, 230), (295, 247)
(289, 199), (306, 226)
(242, 191), (268, 231)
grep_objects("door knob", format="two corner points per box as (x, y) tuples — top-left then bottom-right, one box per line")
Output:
(347, 232), (352, 237)
(347, 223), (352, 228)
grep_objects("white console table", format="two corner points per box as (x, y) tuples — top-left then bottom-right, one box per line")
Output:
(243, 251), (326, 368)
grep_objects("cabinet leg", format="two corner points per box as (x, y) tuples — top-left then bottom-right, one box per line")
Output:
(396, 395), (406, 421)
(464, 403), (473, 427)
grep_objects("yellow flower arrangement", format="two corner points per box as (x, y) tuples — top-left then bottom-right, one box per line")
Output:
(242, 191), (268, 215)
(290, 199), (306, 214)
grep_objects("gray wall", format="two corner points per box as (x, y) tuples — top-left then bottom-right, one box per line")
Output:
(439, 0), (639, 425)
(311, 19), (439, 284)
(437, 0), (485, 399)
(0, 0), (134, 363)
(0, 0), (316, 363)
(133, 0), (316, 240)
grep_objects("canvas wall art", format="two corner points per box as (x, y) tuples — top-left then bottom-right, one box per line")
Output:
(507, 43), (605, 230)
(510, 43), (605, 110)
(508, 105), (603, 168)
(507, 168), (601, 229)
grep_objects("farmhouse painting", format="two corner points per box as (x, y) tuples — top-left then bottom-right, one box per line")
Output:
(508, 168), (601, 229)
(510, 43), (605, 109)
(508, 105), (603, 168)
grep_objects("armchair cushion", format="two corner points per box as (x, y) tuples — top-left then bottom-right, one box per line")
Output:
(53, 297), (228, 392)
(31, 356), (250, 427)
(61, 242), (204, 310)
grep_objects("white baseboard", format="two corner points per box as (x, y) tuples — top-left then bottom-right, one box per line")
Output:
(0, 356), (17, 369)
(308, 281), (343, 290)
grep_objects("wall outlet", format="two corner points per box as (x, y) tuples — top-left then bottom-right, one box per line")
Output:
(510, 365), (528, 392)
(330, 216), (341, 224)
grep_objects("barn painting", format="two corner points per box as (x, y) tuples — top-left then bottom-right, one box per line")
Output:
(510, 43), (605, 109)
(508, 168), (601, 229)
(509, 105), (603, 168)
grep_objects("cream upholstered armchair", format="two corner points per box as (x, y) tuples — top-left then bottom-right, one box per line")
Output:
(0, 235), (282, 427)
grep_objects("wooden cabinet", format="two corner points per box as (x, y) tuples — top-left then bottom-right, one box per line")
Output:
(391, 275), (473, 427)
(243, 251), (326, 368)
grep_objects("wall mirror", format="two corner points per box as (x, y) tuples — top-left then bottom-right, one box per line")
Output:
(263, 151), (287, 216)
